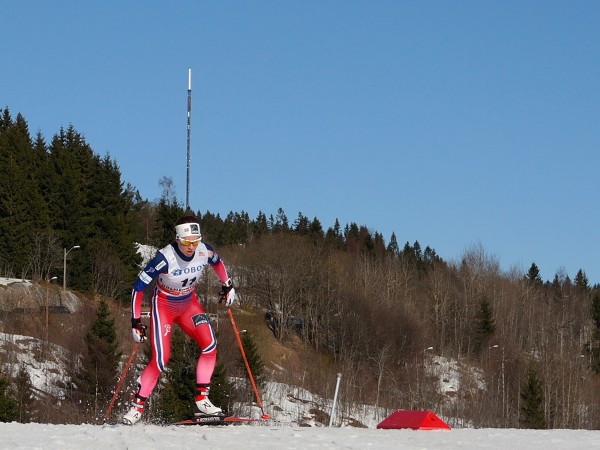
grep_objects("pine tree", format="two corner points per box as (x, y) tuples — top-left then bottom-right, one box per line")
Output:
(293, 212), (309, 235)
(273, 207), (289, 233)
(423, 246), (441, 267)
(73, 298), (121, 416)
(13, 364), (34, 423)
(153, 328), (199, 422)
(239, 332), (265, 391)
(198, 211), (224, 246)
(373, 232), (386, 257)
(222, 210), (251, 245)
(386, 232), (400, 256)
(308, 217), (324, 242)
(343, 223), (360, 252)
(152, 196), (185, 247)
(85, 158), (141, 299)
(325, 219), (343, 249)
(520, 365), (546, 429)
(475, 297), (496, 353)
(574, 269), (589, 292)
(399, 241), (421, 271)
(0, 109), (47, 276)
(209, 363), (234, 413)
(0, 374), (18, 422)
(153, 378), (190, 424)
(46, 126), (95, 291)
(253, 211), (269, 237)
(526, 263), (543, 286)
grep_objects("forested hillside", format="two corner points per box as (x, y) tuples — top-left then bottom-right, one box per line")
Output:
(1, 108), (600, 429)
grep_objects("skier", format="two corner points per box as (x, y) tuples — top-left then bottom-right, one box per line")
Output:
(122, 215), (236, 425)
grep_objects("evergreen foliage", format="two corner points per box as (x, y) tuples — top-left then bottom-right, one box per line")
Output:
(475, 297), (496, 353)
(0, 109), (140, 296)
(253, 211), (269, 238)
(0, 374), (18, 422)
(238, 332), (265, 390)
(13, 364), (35, 423)
(147, 328), (234, 422)
(574, 269), (589, 292)
(209, 363), (234, 414)
(520, 365), (547, 429)
(73, 298), (121, 415)
(526, 263), (543, 286)
(153, 328), (199, 423)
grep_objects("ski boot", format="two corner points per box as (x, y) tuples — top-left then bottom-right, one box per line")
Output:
(193, 385), (224, 417)
(122, 395), (145, 425)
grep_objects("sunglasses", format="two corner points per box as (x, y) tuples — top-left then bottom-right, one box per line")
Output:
(179, 238), (200, 247)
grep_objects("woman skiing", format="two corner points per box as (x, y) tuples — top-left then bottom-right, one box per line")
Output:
(123, 215), (235, 425)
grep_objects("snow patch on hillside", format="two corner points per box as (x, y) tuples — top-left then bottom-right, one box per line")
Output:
(135, 243), (156, 267)
(0, 278), (31, 287)
(0, 332), (73, 399)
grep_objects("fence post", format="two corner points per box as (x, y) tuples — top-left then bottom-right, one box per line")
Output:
(329, 372), (342, 427)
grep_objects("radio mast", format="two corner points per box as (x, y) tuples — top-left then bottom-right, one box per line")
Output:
(186, 68), (192, 211)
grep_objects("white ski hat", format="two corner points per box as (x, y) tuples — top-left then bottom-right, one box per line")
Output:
(175, 222), (202, 240)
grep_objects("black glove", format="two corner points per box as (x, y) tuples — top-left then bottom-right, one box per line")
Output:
(131, 317), (147, 343)
(219, 278), (236, 307)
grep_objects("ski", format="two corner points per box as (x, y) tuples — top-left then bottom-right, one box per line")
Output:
(172, 415), (264, 426)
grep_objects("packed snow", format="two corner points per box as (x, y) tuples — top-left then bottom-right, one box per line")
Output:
(1, 422), (599, 449)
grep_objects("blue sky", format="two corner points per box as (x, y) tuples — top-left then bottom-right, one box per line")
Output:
(3, 1), (599, 284)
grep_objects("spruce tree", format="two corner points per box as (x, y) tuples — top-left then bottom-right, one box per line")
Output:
(386, 232), (400, 256)
(0, 109), (47, 276)
(13, 364), (35, 423)
(73, 298), (121, 417)
(210, 363), (234, 414)
(198, 211), (224, 246)
(47, 126), (94, 291)
(293, 212), (309, 235)
(526, 263), (543, 286)
(152, 376), (192, 424)
(325, 219), (344, 249)
(0, 374), (18, 422)
(475, 297), (496, 353)
(153, 328), (199, 422)
(253, 211), (269, 237)
(87, 155), (141, 297)
(273, 207), (289, 233)
(520, 365), (546, 429)
(308, 217), (324, 243)
(574, 269), (589, 292)
(239, 332), (265, 391)
(152, 196), (185, 247)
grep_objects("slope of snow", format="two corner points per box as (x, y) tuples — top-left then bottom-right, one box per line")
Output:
(0, 278), (30, 287)
(0, 422), (599, 450)
(0, 332), (72, 399)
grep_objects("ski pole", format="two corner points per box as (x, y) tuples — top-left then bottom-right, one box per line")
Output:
(227, 307), (270, 420)
(103, 342), (139, 423)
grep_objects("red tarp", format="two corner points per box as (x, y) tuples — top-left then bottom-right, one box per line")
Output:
(376, 410), (451, 430)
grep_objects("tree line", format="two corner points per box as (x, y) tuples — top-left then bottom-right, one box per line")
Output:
(1, 107), (600, 429)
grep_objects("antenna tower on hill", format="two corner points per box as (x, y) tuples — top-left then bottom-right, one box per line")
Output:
(186, 68), (192, 211)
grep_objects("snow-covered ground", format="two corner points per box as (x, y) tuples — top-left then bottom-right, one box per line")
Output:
(0, 422), (599, 449)
(0, 278), (30, 286)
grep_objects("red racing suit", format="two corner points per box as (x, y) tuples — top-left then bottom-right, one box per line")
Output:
(130, 241), (229, 399)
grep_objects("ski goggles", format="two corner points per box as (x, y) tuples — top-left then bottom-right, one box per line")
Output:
(178, 238), (201, 247)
